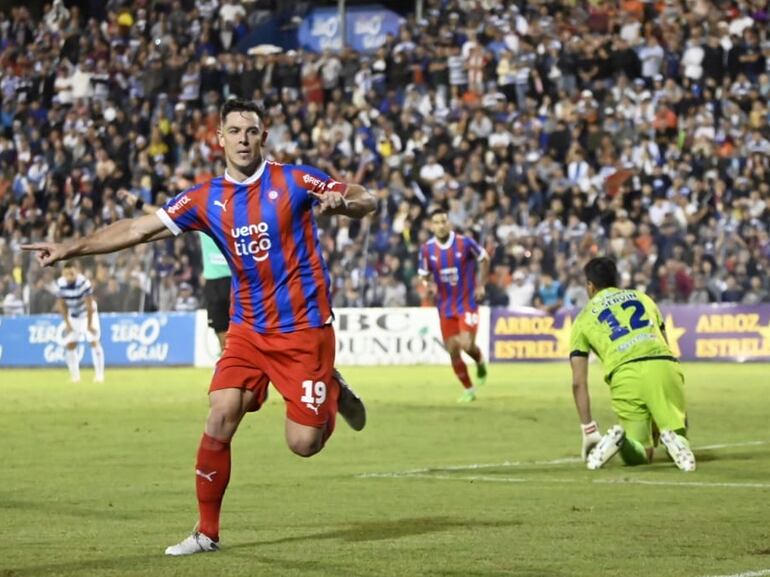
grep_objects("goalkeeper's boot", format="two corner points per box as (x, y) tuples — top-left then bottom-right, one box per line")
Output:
(660, 430), (696, 472)
(586, 425), (625, 470)
(457, 389), (476, 403)
(476, 361), (488, 386)
(165, 529), (219, 556)
(334, 368), (366, 431)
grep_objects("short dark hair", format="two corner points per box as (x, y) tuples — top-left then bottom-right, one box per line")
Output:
(220, 97), (264, 124)
(584, 257), (618, 290)
(429, 207), (448, 219)
(62, 262), (75, 270)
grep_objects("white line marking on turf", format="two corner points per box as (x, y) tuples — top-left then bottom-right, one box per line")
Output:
(696, 440), (768, 451)
(361, 472), (770, 490)
(699, 569), (770, 577)
(357, 440), (769, 479)
(594, 479), (770, 489)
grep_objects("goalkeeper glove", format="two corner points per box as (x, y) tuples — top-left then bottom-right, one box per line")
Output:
(581, 421), (602, 461)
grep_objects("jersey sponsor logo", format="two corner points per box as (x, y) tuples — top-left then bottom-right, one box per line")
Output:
(167, 195), (191, 214)
(230, 222), (272, 262)
(213, 199), (228, 212)
(439, 267), (459, 286)
(302, 173), (324, 189)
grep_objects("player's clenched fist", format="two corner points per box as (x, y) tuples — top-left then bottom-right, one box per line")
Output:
(309, 189), (348, 215)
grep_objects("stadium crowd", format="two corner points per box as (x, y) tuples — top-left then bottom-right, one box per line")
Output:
(1, 0), (769, 318)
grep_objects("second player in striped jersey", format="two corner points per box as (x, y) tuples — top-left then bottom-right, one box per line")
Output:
(419, 207), (490, 402)
(55, 262), (105, 383)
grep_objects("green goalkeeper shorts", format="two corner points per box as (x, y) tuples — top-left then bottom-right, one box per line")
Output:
(609, 359), (687, 449)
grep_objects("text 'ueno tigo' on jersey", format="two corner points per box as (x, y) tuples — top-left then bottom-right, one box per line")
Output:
(230, 222), (271, 262)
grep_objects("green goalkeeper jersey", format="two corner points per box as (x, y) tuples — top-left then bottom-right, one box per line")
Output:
(569, 287), (674, 381)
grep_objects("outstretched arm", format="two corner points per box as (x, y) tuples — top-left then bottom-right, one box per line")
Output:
(23, 212), (169, 267)
(115, 190), (173, 243)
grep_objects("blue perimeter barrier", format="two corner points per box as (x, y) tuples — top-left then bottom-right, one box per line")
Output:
(0, 313), (196, 367)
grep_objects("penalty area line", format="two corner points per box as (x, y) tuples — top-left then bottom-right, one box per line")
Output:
(698, 569), (770, 577)
(357, 440), (769, 479)
(359, 472), (770, 490)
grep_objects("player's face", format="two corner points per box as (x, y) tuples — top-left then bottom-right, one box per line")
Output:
(431, 213), (451, 241)
(218, 111), (268, 176)
(62, 267), (76, 284)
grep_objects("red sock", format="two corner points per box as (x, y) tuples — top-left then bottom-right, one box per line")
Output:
(467, 345), (483, 364)
(196, 433), (231, 542)
(451, 357), (473, 389)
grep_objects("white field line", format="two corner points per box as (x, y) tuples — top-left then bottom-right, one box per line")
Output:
(357, 440), (769, 479)
(594, 479), (770, 489)
(696, 440), (768, 451)
(698, 570), (770, 577)
(362, 472), (770, 490)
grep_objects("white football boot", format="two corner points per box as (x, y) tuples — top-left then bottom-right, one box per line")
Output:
(660, 430), (696, 472)
(165, 530), (219, 556)
(586, 425), (626, 470)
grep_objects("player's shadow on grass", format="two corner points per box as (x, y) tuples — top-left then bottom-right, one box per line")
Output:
(5, 518), (523, 577)
(693, 447), (770, 463)
(231, 516), (523, 548)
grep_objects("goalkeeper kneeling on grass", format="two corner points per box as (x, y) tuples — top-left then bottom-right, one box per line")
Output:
(569, 257), (696, 472)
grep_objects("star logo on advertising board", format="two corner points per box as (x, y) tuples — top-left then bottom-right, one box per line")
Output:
(664, 314), (686, 358)
(756, 319), (770, 345)
(551, 315), (573, 355)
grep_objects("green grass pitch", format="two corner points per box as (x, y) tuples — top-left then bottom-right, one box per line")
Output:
(1, 363), (769, 577)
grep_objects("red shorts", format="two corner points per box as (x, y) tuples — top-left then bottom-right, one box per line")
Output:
(439, 311), (480, 342)
(211, 323), (339, 429)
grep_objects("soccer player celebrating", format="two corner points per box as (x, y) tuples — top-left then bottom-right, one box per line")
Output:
(418, 207), (490, 402)
(570, 256), (695, 471)
(56, 262), (105, 383)
(24, 98), (375, 554)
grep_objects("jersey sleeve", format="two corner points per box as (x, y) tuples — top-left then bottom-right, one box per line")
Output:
(290, 164), (347, 205)
(156, 183), (208, 236)
(569, 312), (591, 358)
(465, 235), (488, 261)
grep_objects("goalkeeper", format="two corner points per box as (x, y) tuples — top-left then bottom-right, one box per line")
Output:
(569, 257), (695, 472)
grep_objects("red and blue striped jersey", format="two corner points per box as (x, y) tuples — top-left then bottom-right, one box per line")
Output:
(157, 161), (334, 334)
(418, 231), (485, 319)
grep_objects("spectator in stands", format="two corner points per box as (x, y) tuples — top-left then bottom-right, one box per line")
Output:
(174, 282), (199, 312)
(2, 284), (24, 315)
(507, 269), (535, 309)
(536, 272), (564, 314)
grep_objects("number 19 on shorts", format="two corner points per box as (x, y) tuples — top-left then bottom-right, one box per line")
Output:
(301, 380), (327, 409)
